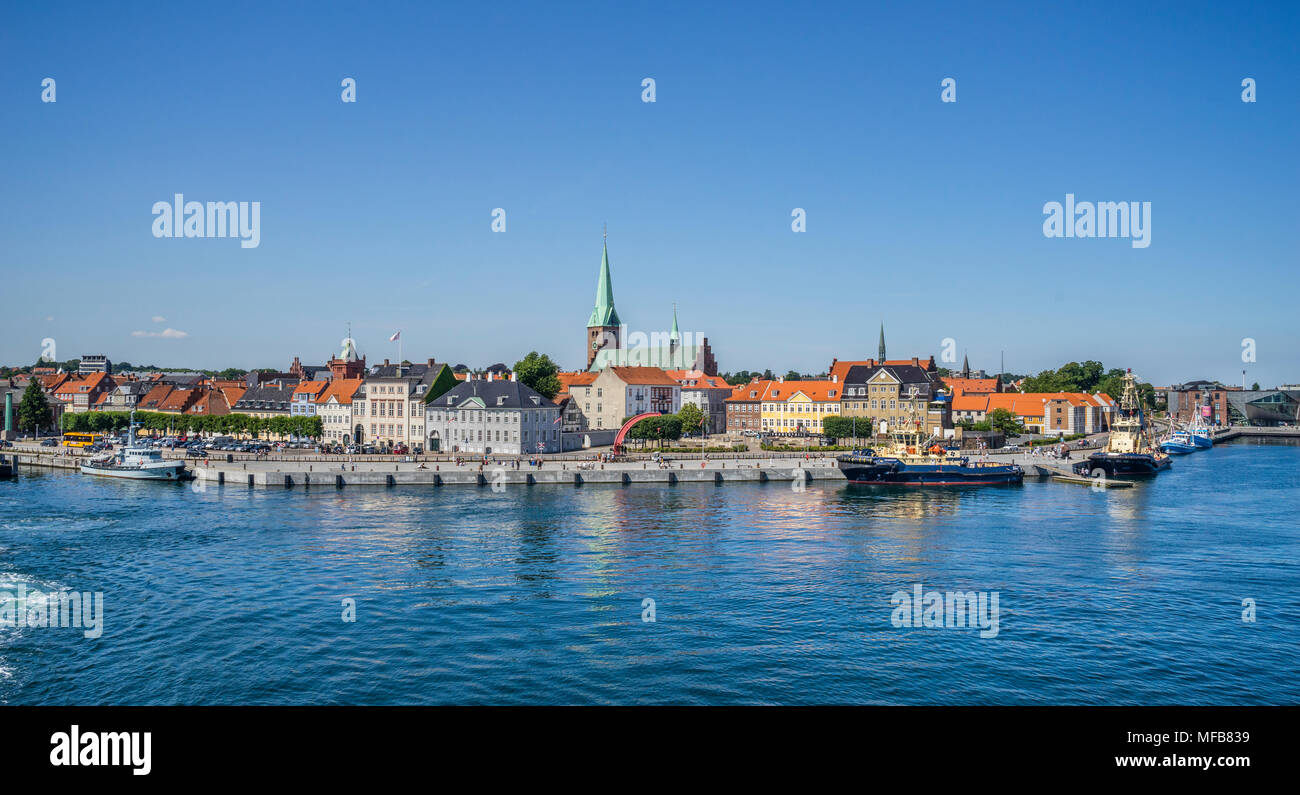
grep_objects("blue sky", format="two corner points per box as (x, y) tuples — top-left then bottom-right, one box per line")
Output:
(2, 1), (1297, 386)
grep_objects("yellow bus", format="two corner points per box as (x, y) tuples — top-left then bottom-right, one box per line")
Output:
(62, 432), (105, 448)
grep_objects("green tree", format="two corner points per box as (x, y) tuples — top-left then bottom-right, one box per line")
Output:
(823, 415), (870, 442)
(985, 408), (1024, 436)
(513, 352), (562, 399)
(676, 403), (705, 435)
(626, 415), (682, 448)
(16, 381), (53, 433)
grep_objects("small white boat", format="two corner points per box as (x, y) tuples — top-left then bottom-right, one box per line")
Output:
(79, 412), (187, 481)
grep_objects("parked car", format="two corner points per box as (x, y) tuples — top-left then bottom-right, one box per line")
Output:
(40, 438), (59, 447)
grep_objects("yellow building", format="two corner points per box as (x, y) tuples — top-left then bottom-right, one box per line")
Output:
(838, 359), (947, 437)
(759, 380), (841, 436)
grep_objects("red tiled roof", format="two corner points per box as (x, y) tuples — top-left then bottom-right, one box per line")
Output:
(293, 380), (330, 397)
(557, 371), (598, 388)
(315, 378), (363, 405)
(762, 380), (842, 402)
(665, 370), (731, 389)
(726, 380), (772, 403)
(607, 367), (680, 386)
(944, 377), (1000, 395)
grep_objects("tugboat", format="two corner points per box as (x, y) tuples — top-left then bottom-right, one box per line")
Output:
(80, 411), (188, 481)
(836, 389), (1023, 486)
(1073, 370), (1170, 478)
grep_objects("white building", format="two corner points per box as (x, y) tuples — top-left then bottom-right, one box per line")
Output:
(358, 360), (437, 451)
(315, 378), (364, 446)
(424, 376), (561, 455)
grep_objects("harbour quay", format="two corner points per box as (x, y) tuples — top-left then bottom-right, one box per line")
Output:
(189, 455), (844, 488)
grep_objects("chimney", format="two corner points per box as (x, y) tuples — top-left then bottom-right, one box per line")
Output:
(912, 357), (919, 367)
(511, 372), (518, 382)
(427, 358), (434, 367)
(384, 359), (390, 366)
(832, 374), (838, 383)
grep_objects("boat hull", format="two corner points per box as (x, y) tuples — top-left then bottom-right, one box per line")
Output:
(1190, 433), (1213, 448)
(1073, 453), (1170, 478)
(1160, 441), (1198, 454)
(837, 456), (1023, 486)
(80, 462), (187, 480)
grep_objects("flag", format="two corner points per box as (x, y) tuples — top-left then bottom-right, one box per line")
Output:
(553, 414), (562, 425)
(389, 331), (401, 342)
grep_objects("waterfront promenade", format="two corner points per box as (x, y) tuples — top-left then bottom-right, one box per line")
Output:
(8, 427), (1296, 489)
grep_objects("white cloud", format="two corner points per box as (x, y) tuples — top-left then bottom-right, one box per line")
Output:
(151, 315), (166, 323)
(131, 328), (189, 339)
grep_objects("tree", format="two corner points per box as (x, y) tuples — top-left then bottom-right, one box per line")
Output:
(823, 415), (870, 443)
(985, 408), (1024, 436)
(513, 352), (561, 399)
(16, 381), (52, 433)
(1251, 382), (1261, 391)
(723, 370), (760, 386)
(676, 403), (705, 436)
(784, 370), (802, 381)
(626, 415), (682, 449)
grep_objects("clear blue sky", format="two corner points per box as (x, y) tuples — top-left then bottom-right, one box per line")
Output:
(2, 1), (1296, 386)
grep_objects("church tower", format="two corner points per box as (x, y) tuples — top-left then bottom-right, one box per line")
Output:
(878, 323), (887, 361)
(586, 231), (621, 369)
(328, 324), (366, 379)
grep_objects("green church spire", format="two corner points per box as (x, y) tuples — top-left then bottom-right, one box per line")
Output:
(878, 323), (886, 361)
(587, 232), (621, 328)
(670, 303), (680, 343)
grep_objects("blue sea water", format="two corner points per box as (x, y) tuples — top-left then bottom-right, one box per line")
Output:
(1, 441), (1297, 705)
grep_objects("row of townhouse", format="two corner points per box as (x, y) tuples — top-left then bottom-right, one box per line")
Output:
(725, 356), (950, 438)
(950, 391), (1115, 434)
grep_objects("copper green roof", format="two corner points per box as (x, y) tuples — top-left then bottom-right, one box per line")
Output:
(587, 241), (621, 328)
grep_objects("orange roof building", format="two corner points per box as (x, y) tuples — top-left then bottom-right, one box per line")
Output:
(759, 379), (843, 435)
(952, 391), (1115, 435)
